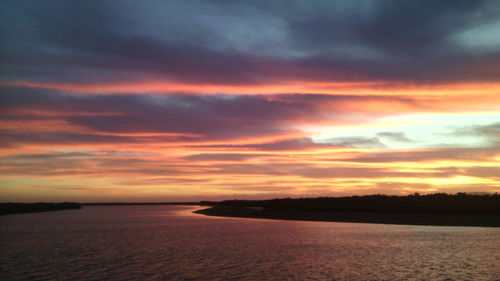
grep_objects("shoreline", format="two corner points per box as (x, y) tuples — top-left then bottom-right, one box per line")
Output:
(0, 203), (81, 216)
(194, 206), (500, 227)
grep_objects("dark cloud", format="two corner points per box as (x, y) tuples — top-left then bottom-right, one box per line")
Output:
(0, 152), (90, 160)
(377, 132), (414, 143)
(1, 87), (424, 146)
(450, 122), (500, 138)
(1, 0), (499, 85)
(0, 0), (268, 84)
(324, 137), (385, 148)
(0, 130), (188, 147)
(443, 122), (500, 148)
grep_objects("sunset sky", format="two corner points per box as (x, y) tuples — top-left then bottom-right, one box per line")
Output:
(1, 0), (499, 202)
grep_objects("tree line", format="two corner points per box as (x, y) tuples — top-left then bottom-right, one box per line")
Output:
(201, 193), (500, 214)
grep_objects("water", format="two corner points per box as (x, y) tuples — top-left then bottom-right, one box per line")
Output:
(1, 205), (498, 281)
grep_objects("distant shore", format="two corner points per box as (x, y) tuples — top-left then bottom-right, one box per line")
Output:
(195, 206), (500, 227)
(0, 203), (81, 216)
(81, 202), (199, 206)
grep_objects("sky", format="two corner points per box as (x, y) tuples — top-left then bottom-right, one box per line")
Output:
(1, 0), (499, 202)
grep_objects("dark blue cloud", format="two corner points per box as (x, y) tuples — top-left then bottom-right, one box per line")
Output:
(1, 0), (499, 85)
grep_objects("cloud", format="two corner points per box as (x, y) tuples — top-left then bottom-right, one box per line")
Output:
(336, 147), (499, 163)
(0, 130), (143, 147)
(1, 1), (499, 200)
(1, 0), (500, 87)
(376, 132), (414, 143)
(196, 137), (337, 151)
(182, 153), (265, 162)
(376, 182), (433, 191)
(1, 87), (432, 147)
(442, 122), (500, 147)
(284, 166), (454, 179)
(323, 137), (385, 148)
(460, 166), (500, 180)
(450, 122), (500, 138)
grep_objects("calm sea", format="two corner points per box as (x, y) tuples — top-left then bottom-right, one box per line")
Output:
(1, 205), (498, 281)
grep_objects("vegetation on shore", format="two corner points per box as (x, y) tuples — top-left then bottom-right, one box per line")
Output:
(200, 193), (500, 214)
(0, 202), (81, 215)
(196, 193), (500, 227)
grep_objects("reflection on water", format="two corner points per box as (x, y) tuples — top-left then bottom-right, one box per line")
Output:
(1, 205), (498, 281)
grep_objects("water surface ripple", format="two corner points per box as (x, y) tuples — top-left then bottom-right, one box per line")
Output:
(1, 205), (498, 280)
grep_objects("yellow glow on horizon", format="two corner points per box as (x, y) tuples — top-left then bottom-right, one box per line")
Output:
(1, 78), (499, 201)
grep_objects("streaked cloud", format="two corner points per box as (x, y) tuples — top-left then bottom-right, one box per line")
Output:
(0, 0), (499, 201)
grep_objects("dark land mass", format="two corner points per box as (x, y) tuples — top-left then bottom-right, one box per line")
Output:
(82, 202), (199, 206)
(0, 202), (199, 216)
(0, 202), (81, 216)
(195, 193), (500, 227)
